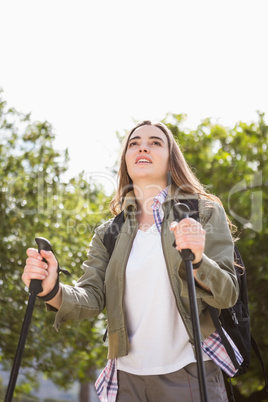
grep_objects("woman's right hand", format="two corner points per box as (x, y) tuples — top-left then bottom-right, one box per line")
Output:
(22, 248), (59, 297)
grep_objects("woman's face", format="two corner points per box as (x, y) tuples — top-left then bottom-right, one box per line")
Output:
(125, 125), (170, 188)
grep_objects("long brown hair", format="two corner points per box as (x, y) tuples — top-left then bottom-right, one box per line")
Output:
(110, 120), (223, 216)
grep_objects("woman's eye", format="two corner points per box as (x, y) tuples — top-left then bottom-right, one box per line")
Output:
(128, 141), (137, 147)
(152, 141), (161, 146)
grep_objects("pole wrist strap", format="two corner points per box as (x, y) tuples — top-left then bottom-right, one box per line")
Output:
(37, 274), (60, 302)
(37, 264), (70, 302)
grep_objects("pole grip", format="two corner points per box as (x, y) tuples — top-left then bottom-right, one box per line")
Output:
(29, 237), (53, 294)
(173, 202), (195, 262)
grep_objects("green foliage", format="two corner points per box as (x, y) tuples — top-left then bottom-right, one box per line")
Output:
(44, 399), (70, 402)
(0, 90), (110, 398)
(0, 376), (4, 400)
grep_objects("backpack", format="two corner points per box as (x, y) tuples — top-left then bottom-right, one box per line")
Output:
(102, 199), (267, 386)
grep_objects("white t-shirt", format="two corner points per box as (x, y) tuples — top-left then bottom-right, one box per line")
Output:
(117, 224), (208, 375)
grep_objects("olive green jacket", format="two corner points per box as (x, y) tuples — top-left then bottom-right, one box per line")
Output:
(52, 190), (238, 359)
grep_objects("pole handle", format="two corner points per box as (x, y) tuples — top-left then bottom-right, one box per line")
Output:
(173, 202), (195, 262)
(29, 237), (53, 294)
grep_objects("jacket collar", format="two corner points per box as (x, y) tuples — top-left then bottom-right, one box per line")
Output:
(123, 186), (177, 218)
(123, 186), (199, 218)
(123, 191), (137, 218)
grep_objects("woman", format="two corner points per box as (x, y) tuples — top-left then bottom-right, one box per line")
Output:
(23, 120), (239, 401)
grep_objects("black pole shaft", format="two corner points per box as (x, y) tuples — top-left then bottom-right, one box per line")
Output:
(185, 259), (208, 402)
(4, 292), (37, 402)
(5, 238), (52, 401)
(173, 202), (208, 401)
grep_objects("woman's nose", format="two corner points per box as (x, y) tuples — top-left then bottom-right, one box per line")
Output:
(139, 144), (149, 153)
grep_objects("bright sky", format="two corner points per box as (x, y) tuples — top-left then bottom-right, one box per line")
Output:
(1, 0), (268, 192)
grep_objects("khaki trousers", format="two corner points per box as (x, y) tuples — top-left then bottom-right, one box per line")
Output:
(116, 361), (229, 402)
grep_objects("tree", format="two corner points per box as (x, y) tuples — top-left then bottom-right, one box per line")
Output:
(162, 113), (268, 400)
(0, 90), (111, 400)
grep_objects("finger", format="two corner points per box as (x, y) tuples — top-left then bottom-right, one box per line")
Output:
(26, 248), (43, 260)
(174, 240), (203, 251)
(176, 217), (196, 226)
(170, 218), (198, 232)
(40, 250), (58, 268)
(24, 265), (49, 279)
(175, 234), (205, 246)
(26, 257), (48, 269)
(170, 221), (178, 231)
(170, 218), (193, 230)
(22, 269), (47, 282)
(178, 225), (205, 238)
(179, 222), (202, 233)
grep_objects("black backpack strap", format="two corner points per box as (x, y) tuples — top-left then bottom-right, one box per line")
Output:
(251, 335), (268, 392)
(102, 211), (125, 343)
(207, 305), (240, 370)
(103, 211), (125, 257)
(226, 377), (236, 402)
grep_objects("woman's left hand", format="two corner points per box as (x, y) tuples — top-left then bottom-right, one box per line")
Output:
(170, 218), (206, 265)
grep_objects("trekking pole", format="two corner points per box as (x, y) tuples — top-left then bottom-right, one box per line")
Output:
(173, 203), (208, 402)
(5, 237), (53, 402)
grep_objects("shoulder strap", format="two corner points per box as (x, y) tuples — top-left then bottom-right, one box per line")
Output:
(103, 211), (125, 258)
(207, 305), (240, 369)
(251, 335), (268, 391)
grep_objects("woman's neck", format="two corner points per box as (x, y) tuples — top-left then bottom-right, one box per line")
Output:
(133, 181), (168, 228)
